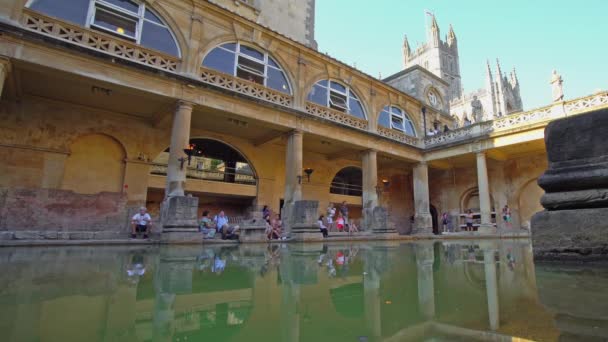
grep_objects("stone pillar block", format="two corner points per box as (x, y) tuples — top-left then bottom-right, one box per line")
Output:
(160, 196), (198, 231)
(290, 200), (323, 241)
(367, 206), (396, 234)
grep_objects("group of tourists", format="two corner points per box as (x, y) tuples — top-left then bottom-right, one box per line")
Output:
(199, 210), (240, 240)
(262, 205), (286, 240)
(321, 201), (359, 235)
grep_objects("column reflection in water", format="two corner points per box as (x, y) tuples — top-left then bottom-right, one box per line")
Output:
(481, 242), (499, 331)
(415, 242), (436, 320)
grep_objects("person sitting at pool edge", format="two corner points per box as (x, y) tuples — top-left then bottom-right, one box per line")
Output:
(318, 215), (329, 238)
(199, 210), (216, 239)
(131, 206), (151, 239)
(214, 210), (240, 240)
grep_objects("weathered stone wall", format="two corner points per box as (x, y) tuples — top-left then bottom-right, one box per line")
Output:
(0, 187), (130, 240)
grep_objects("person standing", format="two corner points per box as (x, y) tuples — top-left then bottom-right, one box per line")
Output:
(339, 201), (349, 226)
(441, 212), (449, 233)
(327, 203), (336, 231)
(465, 209), (474, 232)
(502, 205), (512, 229)
(131, 207), (151, 239)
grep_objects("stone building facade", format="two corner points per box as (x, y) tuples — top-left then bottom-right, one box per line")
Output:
(387, 13), (523, 125)
(0, 0), (605, 241)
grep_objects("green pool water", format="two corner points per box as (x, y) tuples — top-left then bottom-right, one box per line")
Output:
(0, 240), (606, 342)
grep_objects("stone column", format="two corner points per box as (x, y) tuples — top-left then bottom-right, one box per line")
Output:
(476, 152), (495, 233)
(0, 58), (10, 98)
(412, 162), (432, 234)
(483, 248), (500, 331)
(362, 149), (379, 208)
(160, 101), (199, 239)
(284, 130), (303, 203)
(165, 100), (193, 198)
(282, 130), (303, 234)
(415, 242), (435, 319)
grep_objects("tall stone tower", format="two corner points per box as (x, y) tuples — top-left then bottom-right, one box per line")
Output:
(397, 13), (523, 124)
(403, 14), (462, 101)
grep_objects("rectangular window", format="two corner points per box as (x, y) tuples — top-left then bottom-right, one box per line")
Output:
(92, 5), (137, 39)
(329, 91), (348, 112)
(236, 57), (265, 84)
(391, 116), (405, 131)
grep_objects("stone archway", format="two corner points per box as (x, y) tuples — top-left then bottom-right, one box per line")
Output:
(518, 179), (544, 228)
(61, 133), (126, 194)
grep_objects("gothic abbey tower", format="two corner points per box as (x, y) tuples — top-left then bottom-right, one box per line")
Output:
(390, 13), (523, 124)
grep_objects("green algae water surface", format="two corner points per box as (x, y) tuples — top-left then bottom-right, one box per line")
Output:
(0, 240), (606, 341)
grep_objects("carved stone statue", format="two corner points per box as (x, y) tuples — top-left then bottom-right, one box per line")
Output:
(471, 96), (483, 122)
(551, 69), (564, 102)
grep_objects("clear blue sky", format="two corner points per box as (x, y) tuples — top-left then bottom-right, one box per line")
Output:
(315, 0), (607, 109)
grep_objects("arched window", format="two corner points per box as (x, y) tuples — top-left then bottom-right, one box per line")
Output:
(427, 88), (441, 107)
(378, 106), (416, 136)
(27, 0), (180, 57)
(307, 80), (366, 119)
(330, 167), (362, 196)
(202, 43), (291, 94)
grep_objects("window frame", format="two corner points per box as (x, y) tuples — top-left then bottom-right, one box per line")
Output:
(203, 42), (292, 94)
(381, 105), (416, 136)
(83, 0), (180, 56)
(308, 79), (366, 119)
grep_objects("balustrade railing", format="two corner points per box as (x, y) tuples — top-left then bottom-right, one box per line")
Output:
(329, 182), (363, 197)
(376, 126), (421, 147)
(200, 67), (293, 107)
(424, 92), (608, 148)
(305, 102), (369, 131)
(22, 9), (180, 72)
(150, 164), (256, 185)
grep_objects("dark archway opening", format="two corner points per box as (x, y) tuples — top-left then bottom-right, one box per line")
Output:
(151, 138), (256, 185)
(330, 167), (362, 196)
(430, 204), (439, 235)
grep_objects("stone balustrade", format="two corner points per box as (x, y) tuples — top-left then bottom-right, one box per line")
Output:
(305, 101), (369, 131)
(22, 9), (180, 72)
(377, 126), (421, 147)
(200, 67), (293, 107)
(424, 92), (608, 148)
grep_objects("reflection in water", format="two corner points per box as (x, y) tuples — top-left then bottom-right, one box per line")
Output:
(0, 241), (606, 341)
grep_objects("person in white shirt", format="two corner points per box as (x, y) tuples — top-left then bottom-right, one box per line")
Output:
(131, 207), (151, 239)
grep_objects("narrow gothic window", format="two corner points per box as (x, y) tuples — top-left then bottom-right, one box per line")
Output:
(202, 43), (291, 94)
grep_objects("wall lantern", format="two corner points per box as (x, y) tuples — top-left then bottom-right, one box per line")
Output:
(179, 143), (201, 170)
(298, 168), (315, 184)
(376, 179), (390, 197)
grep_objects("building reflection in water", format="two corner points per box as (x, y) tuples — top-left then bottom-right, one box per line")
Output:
(0, 240), (607, 341)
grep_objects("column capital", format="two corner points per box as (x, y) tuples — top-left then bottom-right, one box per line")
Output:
(175, 100), (195, 111)
(476, 151), (487, 157)
(288, 129), (304, 136)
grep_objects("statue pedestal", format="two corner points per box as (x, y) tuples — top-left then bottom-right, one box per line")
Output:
(160, 196), (201, 243)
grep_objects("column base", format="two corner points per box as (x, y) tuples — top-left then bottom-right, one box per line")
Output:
(412, 213), (433, 235)
(160, 230), (203, 244)
(161, 196), (199, 230)
(477, 224), (497, 234)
